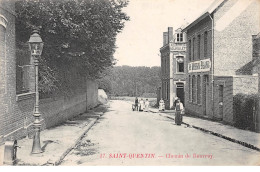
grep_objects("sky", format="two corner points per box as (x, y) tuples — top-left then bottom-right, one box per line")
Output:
(114, 0), (215, 67)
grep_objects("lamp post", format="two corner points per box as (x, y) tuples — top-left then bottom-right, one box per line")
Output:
(28, 30), (44, 154)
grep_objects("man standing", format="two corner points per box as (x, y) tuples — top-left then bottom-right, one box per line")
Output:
(134, 97), (139, 111)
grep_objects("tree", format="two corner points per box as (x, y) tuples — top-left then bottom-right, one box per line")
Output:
(15, 0), (129, 94)
(98, 66), (161, 97)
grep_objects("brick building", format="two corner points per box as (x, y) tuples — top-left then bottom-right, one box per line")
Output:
(182, 0), (260, 124)
(0, 1), (98, 144)
(160, 27), (187, 109)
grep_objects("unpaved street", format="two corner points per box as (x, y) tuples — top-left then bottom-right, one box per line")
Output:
(61, 100), (260, 166)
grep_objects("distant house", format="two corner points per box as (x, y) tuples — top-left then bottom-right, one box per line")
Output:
(182, 0), (260, 124)
(160, 27), (187, 109)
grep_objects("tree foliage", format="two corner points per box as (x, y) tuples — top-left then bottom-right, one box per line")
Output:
(15, 0), (129, 94)
(98, 66), (161, 97)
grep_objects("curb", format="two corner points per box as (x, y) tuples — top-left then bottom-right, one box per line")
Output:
(182, 121), (260, 152)
(44, 117), (99, 166)
(55, 118), (98, 165)
(154, 110), (260, 152)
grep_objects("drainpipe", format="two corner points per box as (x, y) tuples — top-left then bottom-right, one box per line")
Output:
(209, 13), (214, 117)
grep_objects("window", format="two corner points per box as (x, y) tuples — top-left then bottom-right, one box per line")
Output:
(164, 57), (167, 75)
(0, 25), (6, 93)
(197, 75), (201, 104)
(198, 35), (201, 59)
(192, 75), (196, 102)
(162, 56), (165, 75)
(204, 31), (208, 58)
(176, 56), (184, 73)
(177, 33), (183, 42)
(164, 82), (169, 100)
(188, 40), (191, 61)
(192, 37), (195, 60)
(16, 45), (32, 94)
(189, 75), (192, 101)
(162, 82), (165, 99)
(166, 82), (169, 100)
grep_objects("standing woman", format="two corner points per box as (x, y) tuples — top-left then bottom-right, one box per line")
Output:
(159, 98), (165, 111)
(175, 98), (184, 125)
(139, 98), (144, 111)
(173, 97), (179, 109)
(144, 99), (150, 112)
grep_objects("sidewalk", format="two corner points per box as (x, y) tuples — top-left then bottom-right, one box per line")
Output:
(150, 108), (260, 151)
(0, 110), (103, 166)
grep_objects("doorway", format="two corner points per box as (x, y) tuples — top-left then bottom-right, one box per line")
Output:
(176, 83), (185, 105)
(203, 75), (210, 116)
(219, 85), (224, 120)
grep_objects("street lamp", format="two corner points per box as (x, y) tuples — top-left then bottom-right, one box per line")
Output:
(28, 30), (44, 154)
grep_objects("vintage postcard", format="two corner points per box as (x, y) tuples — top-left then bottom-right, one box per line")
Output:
(0, 0), (260, 166)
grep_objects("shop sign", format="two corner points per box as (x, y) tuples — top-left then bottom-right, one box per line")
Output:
(188, 59), (211, 73)
(169, 43), (186, 51)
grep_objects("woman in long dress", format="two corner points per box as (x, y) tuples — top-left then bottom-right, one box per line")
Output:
(175, 99), (184, 125)
(159, 98), (165, 111)
(139, 98), (144, 111)
(144, 99), (150, 112)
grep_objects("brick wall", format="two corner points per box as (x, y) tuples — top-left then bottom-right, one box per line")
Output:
(212, 75), (258, 124)
(160, 46), (171, 109)
(0, 1), (17, 143)
(185, 74), (213, 119)
(214, 76), (234, 124)
(185, 16), (213, 118)
(186, 16), (213, 62)
(0, 78), (98, 145)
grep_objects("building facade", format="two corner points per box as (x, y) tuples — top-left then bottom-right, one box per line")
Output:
(160, 27), (187, 109)
(183, 0), (260, 124)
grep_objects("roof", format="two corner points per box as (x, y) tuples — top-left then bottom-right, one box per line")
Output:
(182, 0), (225, 32)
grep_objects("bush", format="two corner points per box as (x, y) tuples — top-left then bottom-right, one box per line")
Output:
(233, 93), (258, 131)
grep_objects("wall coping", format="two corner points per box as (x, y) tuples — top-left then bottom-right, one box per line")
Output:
(16, 92), (36, 101)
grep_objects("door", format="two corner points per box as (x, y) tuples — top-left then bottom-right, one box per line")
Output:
(219, 85), (224, 120)
(176, 83), (185, 106)
(203, 75), (210, 116)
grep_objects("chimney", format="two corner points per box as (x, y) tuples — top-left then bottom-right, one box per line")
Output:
(168, 27), (173, 42)
(163, 32), (168, 46)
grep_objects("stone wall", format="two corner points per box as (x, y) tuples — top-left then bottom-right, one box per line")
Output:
(233, 75), (258, 95)
(214, 0), (260, 76)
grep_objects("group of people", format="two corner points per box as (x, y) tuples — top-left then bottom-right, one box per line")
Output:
(134, 97), (150, 112)
(133, 96), (184, 125)
(159, 97), (184, 111)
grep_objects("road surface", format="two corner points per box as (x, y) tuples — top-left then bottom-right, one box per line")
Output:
(61, 100), (260, 165)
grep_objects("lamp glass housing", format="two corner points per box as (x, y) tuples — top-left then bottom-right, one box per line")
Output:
(28, 32), (44, 56)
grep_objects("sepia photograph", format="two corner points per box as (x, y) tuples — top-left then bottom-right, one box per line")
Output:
(0, 0), (260, 166)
